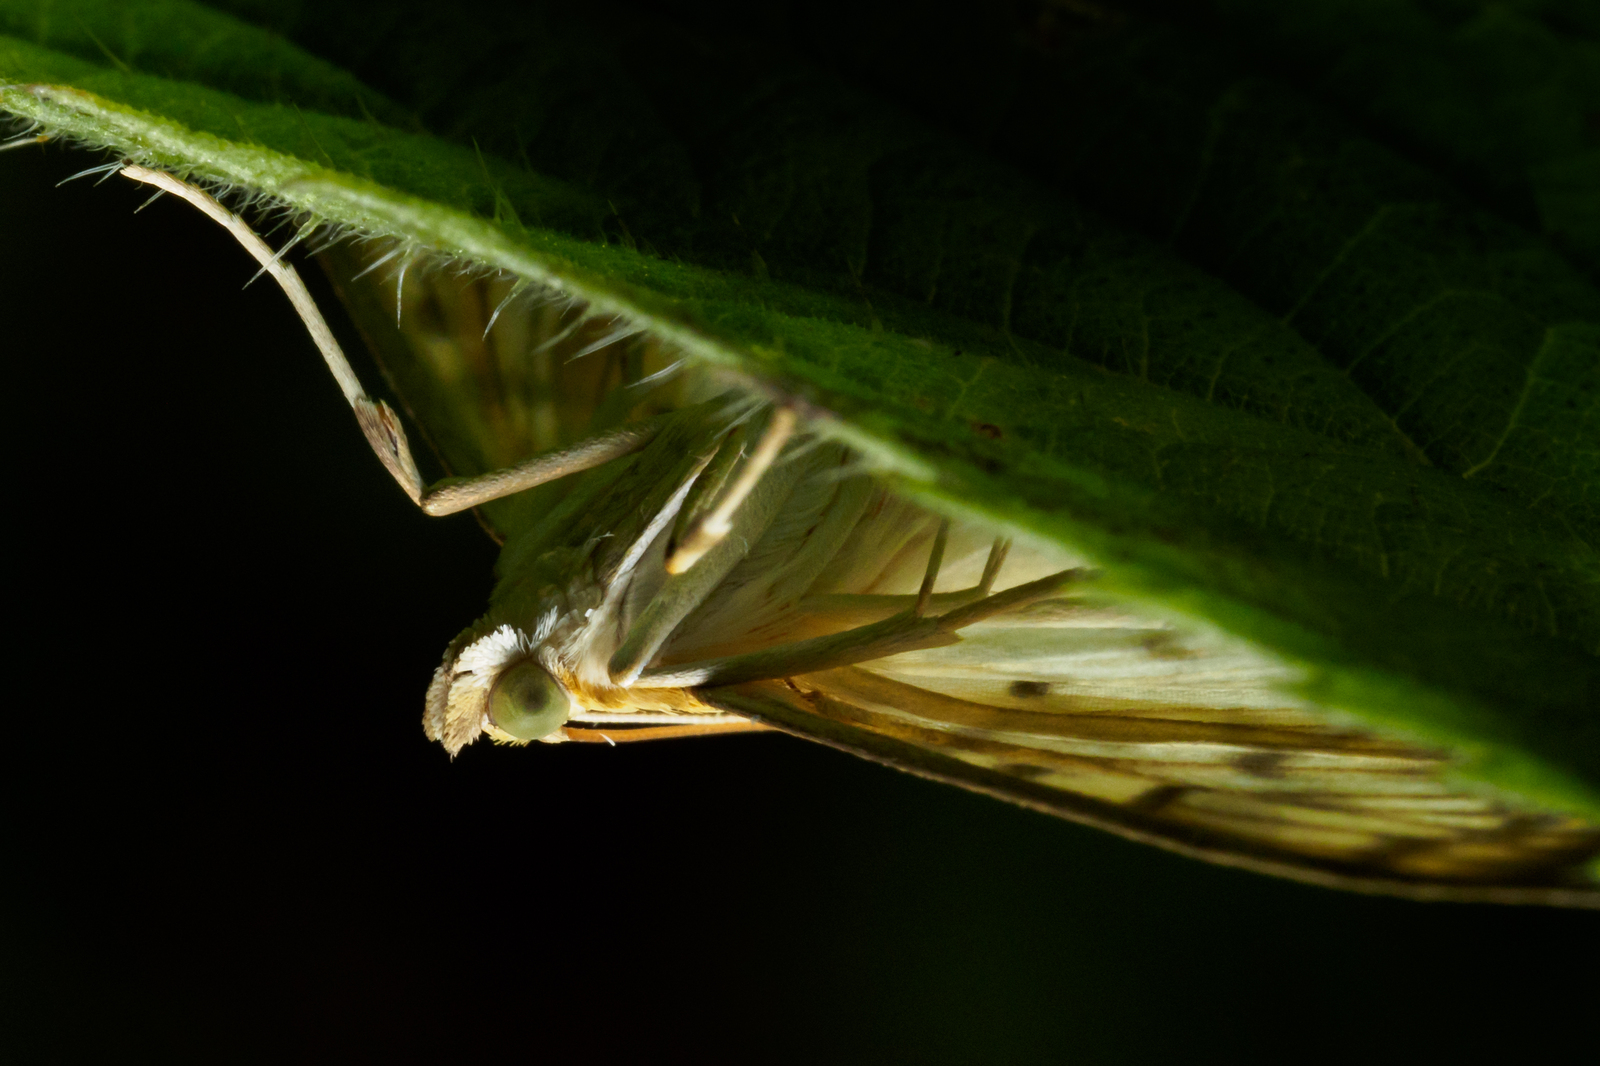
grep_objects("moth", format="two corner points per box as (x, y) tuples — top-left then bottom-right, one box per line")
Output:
(124, 165), (1600, 907)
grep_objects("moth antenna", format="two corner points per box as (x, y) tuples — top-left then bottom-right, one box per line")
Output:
(914, 520), (951, 617)
(665, 405), (798, 574)
(977, 537), (1012, 596)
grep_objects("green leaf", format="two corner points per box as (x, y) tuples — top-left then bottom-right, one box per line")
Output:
(2, 0), (1596, 818)
(1200, 0), (1600, 275)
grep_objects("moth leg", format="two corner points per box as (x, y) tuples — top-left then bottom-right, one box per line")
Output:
(664, 406), (797, 574)
(121, 165), (660, 516)
(914, 520), (951, 616)
(666, 422), (748, 560)
(607, 419), (810, 686)
(414, 420), (665, 515)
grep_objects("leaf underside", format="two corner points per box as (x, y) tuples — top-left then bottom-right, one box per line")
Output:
(1, 0), (1596, 820)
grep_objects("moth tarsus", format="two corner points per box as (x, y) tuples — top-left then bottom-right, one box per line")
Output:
(132, 165), (1600, 906)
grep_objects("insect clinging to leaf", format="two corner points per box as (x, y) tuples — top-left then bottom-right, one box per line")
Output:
(120, 164), (1600, 908)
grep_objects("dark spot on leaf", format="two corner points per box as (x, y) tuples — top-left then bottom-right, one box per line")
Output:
(1009, 680), (1051, 698)
(972, 422), (1003, 439)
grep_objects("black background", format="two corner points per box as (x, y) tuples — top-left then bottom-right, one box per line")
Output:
(4, 143), (1596, 1062)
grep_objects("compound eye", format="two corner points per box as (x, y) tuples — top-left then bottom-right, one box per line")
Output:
(487, 660), (569, 741)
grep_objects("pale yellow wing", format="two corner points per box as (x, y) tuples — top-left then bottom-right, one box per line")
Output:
(705, 666), (1600, 906)
(658, 480), (1600, 905)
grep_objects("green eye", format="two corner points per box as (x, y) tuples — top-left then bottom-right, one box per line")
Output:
(487, 660), (569, 741)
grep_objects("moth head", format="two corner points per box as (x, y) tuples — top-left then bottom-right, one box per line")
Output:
(423, 622), (575, 754)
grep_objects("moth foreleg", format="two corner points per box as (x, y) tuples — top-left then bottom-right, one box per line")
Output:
(608, 424), (810, 686)
(664, 405), (797, 573)
(666, 421), (748, 559)
(121, 165), (660, 517)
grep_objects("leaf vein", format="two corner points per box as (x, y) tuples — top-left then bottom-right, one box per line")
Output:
(1461, 327), (1554, 481)
(1282, 202), (1399, 327)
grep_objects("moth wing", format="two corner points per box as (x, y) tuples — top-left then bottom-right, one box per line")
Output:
(701, 661), (1600, 906)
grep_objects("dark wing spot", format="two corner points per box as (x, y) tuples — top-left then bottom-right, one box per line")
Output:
(1141, 632), (1197, 659)
(1009, 680), (1051, 698)
(1127, 784), (1187, 813)
(1234, 750), (1289, 779)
